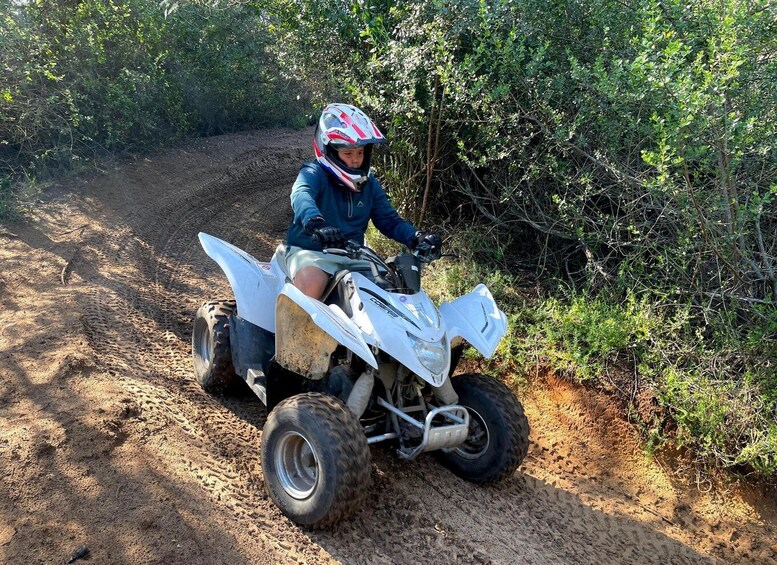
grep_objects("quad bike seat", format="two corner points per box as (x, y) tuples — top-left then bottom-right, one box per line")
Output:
(272, 242), (292, 281)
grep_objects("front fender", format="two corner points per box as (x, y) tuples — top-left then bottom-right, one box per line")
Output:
(275, 283), (377, 379)
(439, 284), (507, 359)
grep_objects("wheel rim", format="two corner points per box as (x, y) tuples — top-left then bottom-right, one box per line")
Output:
(195, 319), (212, 365)
(454, 407), (491, 460)
(275, 431), (319, 499)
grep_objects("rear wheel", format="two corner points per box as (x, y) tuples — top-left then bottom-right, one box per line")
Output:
(436, 373), (529, 483)
(261, 393), (371, 528)
(192, 300), (240, 392)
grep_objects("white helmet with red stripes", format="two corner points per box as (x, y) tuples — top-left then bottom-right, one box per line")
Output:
(314, 103), (386, 191)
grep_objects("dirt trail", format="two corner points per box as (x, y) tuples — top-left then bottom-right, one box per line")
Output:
(1, 128), (775, 564)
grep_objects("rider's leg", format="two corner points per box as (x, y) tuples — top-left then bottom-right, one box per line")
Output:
(293, 266), (330, 299)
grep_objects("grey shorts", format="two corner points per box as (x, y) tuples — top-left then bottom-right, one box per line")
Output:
(285, 246), (373, 279)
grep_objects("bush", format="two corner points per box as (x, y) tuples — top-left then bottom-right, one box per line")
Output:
(0, 0), (310, 219)
(408, 222), (776, 475)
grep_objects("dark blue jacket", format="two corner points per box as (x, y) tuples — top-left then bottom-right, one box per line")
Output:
(286, 162), (417, 251)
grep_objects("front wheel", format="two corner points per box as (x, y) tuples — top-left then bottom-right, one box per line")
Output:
(436, 373), (530, 483)
(261, 393), (371, 528)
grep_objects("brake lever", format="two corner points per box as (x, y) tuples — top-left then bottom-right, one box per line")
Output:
(414, 249), (456, 263)
(344, 240), (363, 253)
(322, 240), (363, 259)
(322, 247), (347, 255)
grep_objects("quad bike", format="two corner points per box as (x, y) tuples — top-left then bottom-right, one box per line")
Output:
(192, 232), (530, 528)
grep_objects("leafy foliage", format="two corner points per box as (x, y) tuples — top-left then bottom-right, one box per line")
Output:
(421, 230), (777, 475)
(276, 0), (777, 299)
(0, 0), (307, 215)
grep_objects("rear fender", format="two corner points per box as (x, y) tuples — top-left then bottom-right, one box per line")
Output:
(275, 283), (377, 379)
(198, 232), (282, 332)
(439, 284), (507, 359)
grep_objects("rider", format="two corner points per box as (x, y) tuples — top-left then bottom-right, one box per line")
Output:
(285, 103), (441, 299)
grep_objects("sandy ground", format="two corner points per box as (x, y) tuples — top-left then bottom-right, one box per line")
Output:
(1, 128), (775, 565)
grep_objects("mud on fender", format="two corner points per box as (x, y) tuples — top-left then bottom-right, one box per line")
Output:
(275, 284), (377, 379)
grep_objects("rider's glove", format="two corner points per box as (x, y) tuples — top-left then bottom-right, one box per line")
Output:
(313, 226), (345, 248)
(305, 217), (345, 248)
(412, 231), (443, 259)
(304, 216), (327, 235)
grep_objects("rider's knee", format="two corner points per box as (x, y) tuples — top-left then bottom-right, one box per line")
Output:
(293, 266), (329, 299)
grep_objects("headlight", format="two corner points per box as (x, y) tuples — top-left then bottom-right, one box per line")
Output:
(408, 333), (449, 376)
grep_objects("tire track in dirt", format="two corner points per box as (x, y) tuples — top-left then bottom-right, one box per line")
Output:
(75, 129), (718, 564)
(401, 457), (704, 564)
(79, 131), (323, 561)
(90, 151), (310, 556)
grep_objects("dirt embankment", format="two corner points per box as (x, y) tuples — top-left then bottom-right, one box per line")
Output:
(1, 128), (775, 564)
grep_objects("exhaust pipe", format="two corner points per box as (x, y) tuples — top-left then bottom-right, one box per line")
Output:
(346, 371), (375, 417)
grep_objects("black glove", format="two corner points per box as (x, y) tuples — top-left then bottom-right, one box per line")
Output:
(305, 216), (345, 248)
(412, 231), (443, 258)
(314, 226), (346, 248)
(304, 216), (327, 235)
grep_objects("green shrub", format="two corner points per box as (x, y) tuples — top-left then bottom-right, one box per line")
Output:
(415, 226), (777, 475)
(0, 0), (310, 217)
(661, 365), (777, 475)
(276, 0), (776, 308)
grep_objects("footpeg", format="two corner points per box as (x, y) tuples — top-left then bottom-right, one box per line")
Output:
(246, 368), (267, 405)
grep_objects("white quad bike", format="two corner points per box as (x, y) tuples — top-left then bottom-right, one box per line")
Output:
(192, 232), (530, 528)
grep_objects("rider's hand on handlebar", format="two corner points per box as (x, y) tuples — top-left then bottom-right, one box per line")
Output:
(314, 226), (345, 248)
(305, 217), (346, 248)
(412, 231), (443, 259)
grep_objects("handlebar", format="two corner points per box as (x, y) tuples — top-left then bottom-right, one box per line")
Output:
(322, 240), (446, 264)
(322, 240), (451, 292)
(322, 240), (387, 266)
(323, 241), (394, 286)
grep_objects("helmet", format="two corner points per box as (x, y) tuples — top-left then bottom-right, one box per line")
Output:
(314, 103), (386, 191)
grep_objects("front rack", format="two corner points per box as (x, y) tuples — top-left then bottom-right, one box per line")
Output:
(369, 397), (470, 460)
